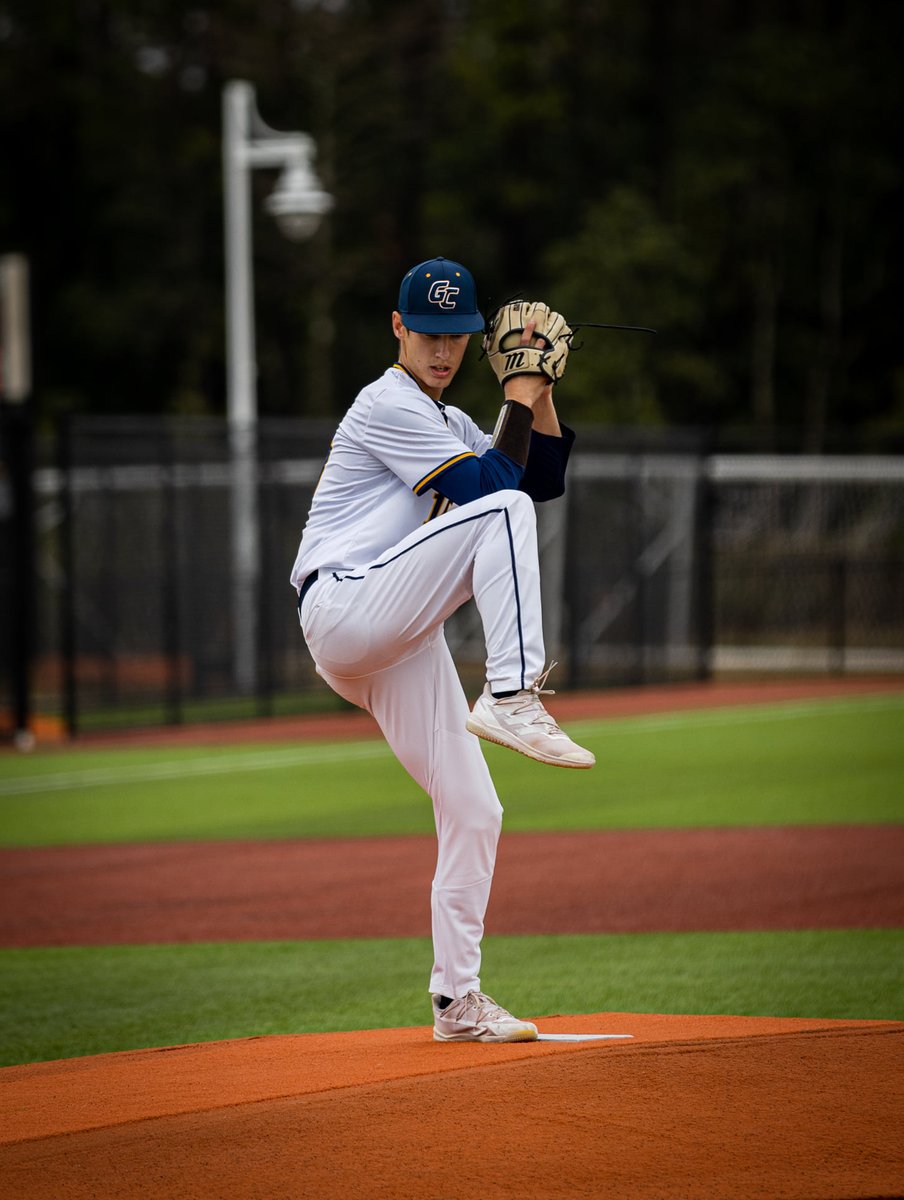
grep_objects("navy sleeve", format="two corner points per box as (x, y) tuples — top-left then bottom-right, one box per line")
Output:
(430, 447), (524, 506)
(519, 425), (576, 502)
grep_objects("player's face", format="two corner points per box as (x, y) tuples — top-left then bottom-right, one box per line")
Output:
(392, 315), (470, 400)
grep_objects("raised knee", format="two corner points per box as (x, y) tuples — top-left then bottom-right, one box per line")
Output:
(497, 488), (536, 524)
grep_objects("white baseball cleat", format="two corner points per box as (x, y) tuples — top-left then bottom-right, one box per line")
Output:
(466, 667), (595, 769)
(432, 991), (539, 1043)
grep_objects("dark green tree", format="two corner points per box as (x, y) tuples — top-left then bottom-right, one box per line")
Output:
(1, 0), (902, 445)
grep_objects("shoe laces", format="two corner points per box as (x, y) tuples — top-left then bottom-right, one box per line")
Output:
(501, 662), (562, 732)
(459, 991), (514, 1022)
(530, 660), (558, 697)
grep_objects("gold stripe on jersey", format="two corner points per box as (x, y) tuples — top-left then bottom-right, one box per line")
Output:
(414, 451), (476, 495)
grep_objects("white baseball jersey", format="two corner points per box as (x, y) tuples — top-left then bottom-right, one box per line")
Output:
(290, 365), (492, 587)
(291, 358), (571, 1004)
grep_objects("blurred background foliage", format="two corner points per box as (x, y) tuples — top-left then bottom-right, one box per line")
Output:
(1, 0), (902, 446)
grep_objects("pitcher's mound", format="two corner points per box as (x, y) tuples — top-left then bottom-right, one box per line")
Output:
(2, 1012), (902, 1198)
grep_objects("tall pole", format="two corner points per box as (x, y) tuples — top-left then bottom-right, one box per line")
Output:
(223, 82), (260, 694)
(222, 81), (332, 697)
(0, 254), (35, 748)
(223, 82), (258, 434)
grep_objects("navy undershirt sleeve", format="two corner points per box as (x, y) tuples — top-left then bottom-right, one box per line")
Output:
(519, 424), (576, 502)
(429, 424), (576, 506)
(431, 447), (523, 506)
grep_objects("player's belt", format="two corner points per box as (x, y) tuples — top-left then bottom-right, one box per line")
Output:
(297, 569), (320, 608)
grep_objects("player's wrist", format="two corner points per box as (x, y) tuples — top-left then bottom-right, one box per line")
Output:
(491, 398), (534, 466)
(502, 377), (549, 406)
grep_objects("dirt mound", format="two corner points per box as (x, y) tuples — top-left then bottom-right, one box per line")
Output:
(2, 1014), (902, 1199)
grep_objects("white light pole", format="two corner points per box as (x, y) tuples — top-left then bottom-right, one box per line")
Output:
(222, 79), (332, 694)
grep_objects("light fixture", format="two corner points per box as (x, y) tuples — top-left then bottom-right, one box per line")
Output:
(263, 159), (333, 242)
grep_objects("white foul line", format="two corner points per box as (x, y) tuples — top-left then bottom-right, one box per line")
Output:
(0, 741), (393, 797)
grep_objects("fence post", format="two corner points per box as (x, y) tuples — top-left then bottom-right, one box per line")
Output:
(58, 415), (78, 737)
(694, 454), (716, 681)
(161, 427), (183, 725)
(255, 422), (274, 717)
(1, 400), (35, 746)
(630, 458), (647, 685)
(564, 481), (582, 690)
(829, 555), (847, 675)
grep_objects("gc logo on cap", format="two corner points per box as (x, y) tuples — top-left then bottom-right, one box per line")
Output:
(397, 256), (485, 334)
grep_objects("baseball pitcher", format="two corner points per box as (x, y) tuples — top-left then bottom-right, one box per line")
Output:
(291, 256), (593, 1042)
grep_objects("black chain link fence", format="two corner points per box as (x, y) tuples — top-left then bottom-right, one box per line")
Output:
(3, 416), (902, 736)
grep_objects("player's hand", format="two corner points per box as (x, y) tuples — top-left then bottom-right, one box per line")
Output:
(503, 324), (555, 407)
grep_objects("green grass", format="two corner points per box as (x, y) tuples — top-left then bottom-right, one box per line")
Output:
(1, 694), (902, 845)
(1, 930), (900, 1067)
(1, 693), (901, 1068)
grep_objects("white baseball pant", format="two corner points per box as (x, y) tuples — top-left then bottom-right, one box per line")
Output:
(298, 489), (546, 997)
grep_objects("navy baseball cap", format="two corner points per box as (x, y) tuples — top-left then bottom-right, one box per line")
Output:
(397, 257), (485, 334)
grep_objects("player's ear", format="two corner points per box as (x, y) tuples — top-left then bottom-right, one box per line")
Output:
(391, 311), (407, 341)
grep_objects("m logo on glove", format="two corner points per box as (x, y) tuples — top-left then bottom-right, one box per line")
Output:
(483, 300), (573, 385)
(427, 280), (460, 310)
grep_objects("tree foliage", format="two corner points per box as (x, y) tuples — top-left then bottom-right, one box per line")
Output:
(1, 0), (902, 446)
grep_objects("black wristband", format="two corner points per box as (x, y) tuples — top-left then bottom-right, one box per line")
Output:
(491, 399), (534, 467)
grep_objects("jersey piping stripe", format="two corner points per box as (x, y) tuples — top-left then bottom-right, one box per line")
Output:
(501, 506), (527, 687)
(413, 452), (477, 495)
(332, 505), (526, 690)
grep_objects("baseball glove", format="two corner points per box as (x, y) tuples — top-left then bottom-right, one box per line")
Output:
(482, 300), (573, 385)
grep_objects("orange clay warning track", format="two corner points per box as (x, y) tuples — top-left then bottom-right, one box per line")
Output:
(1, 677), (903, 1198)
